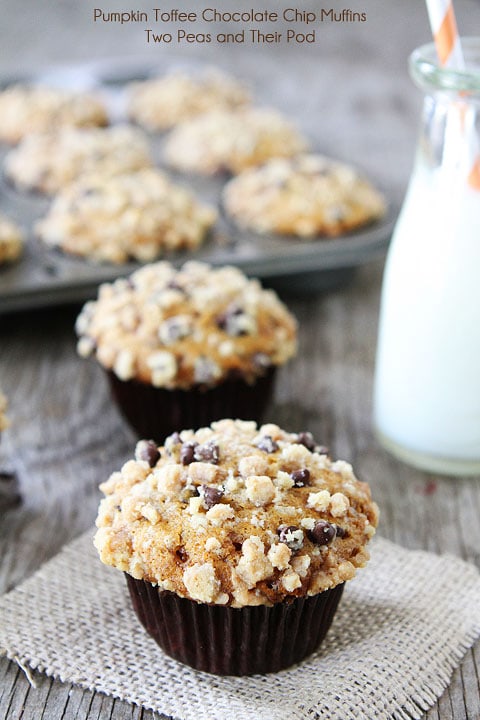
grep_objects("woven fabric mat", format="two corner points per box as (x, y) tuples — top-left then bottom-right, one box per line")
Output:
(1, 532), (480, 720)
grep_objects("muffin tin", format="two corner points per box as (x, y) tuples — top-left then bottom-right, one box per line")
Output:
(0, 58), (396, 314)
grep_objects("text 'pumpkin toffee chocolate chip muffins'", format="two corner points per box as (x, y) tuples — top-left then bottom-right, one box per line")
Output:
(76, 262), (297, 440)
(94, 419), (379, 675)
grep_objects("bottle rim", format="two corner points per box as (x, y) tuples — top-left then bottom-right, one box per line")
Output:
(410, 37), (480, 94)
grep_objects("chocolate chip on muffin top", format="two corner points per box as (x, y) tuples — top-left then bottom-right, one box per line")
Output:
(76, 262), (297, 389)
(95, 419), (378, 607)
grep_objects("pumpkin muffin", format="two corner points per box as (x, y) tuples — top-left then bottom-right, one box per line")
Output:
(95, 419), (378, 674)
(223, 154), (386, 237)
(128, 70), (250, 131)
(164, 108), (308, 175)
(76, 262), (297, 439)
(4, 125), (153, 194)
(36, 168), (216, 264)
(0, 84), (108, 144)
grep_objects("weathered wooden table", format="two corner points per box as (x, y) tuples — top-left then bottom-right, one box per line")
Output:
(1, 1), (479, 718)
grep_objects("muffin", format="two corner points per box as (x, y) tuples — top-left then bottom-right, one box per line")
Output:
(4, 125), (153, 194)
(94, 419), (379, 674)
(0, 213), (23, 265)
(76, 262), (297, 439)
(35, 168), (216, 264)
(128, 70), (250, 131)
(223, 154), (387, 237)
(0, 84), (108, 144)
(164, 108), (308, 175)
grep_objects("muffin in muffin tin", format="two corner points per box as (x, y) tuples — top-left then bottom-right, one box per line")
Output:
(0, 84), (108, 145)
(164, 108), (308, 176)
(223, 154), (387, 237)
(4, 125), (153, 194)
(36, 168), (217, 264)
(127, 70), (250, 131)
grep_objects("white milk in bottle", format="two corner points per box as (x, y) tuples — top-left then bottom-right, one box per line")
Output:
(373, 39), (480, 474)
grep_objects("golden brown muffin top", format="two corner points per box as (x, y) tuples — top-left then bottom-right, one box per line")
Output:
(95, 419), (378, 607)
(128, 70), (250, 131)
(164, 108), (308, 175)
(223, 154), (386, 237)
(0, 84), (108, 144)
(76, 262), (297, 389)
(4, 125), (152, 194)
(36, 169), (216, 264)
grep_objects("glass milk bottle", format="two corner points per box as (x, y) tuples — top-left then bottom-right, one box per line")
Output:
(374, 39), (480, 475)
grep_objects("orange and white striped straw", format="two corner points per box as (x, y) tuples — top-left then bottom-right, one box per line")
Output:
(425, 0), (480, 188)
(425, 0), (464, 68)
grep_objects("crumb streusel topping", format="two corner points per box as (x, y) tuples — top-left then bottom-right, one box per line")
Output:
(128, 70), (250, 131)
(76, 261), (297, 388)
(0, 213), (23, 265)
(0, 84), (108, 145)
(164, 108), (308, 175)
(4, 125), (153, 194)
(36, 169), (216, 264)
(223, 154), (386, 237)
(95, 419), (378, 607)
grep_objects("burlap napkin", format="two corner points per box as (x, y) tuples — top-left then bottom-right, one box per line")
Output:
(0, 531), (479, 720)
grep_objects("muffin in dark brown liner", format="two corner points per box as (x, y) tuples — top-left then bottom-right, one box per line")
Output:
(125, 574), (344, 675)
(76, 262), (297, 441)
(106, 367), (276, 441)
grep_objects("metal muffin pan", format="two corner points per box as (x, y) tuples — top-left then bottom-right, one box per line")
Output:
(0, 59), (396, 314)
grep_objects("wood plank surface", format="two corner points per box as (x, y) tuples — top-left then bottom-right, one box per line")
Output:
(1, 1), (480, 717)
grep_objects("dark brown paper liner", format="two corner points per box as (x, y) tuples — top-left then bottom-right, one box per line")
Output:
(125, 575), (344, 675)
(106, 367), (276, 442)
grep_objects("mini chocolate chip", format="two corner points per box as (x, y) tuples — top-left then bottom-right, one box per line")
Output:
(176, 547), (188, 563)
(256, 435), (279, 453)
(291, 468), (311, 487)
(201, 484), (224, 509)
(308, 520), (336, 545)
(181, 441), (198, 465)
(166, 279), (187, 294)
(194, 441), (220, 464)
(295, 432), (316, 451)
(278, 525), (304, 551)
(135, 439), (160, 467)
(335, 525), (348, 538)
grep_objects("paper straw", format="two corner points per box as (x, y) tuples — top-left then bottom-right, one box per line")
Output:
(425, 0), (480, 189)
(425, 0), (464, 68)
